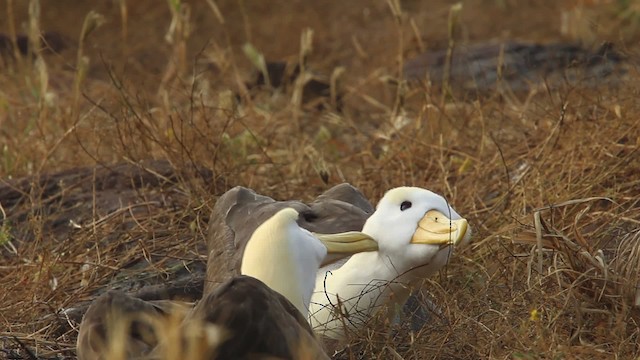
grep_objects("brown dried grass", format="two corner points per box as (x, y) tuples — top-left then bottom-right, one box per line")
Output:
(1, 1), (640, 359)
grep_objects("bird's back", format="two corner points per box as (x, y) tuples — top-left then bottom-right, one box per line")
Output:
(186, 276), (329, 359)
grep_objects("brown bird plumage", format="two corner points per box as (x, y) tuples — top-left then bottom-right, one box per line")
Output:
(184, 275), (328, 360)
(78, 278), (328, 360)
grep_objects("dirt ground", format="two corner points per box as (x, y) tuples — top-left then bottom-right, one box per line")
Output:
(1, 0), (640, 359)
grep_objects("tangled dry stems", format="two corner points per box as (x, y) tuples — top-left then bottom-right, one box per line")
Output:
(1, 1), (640, 359)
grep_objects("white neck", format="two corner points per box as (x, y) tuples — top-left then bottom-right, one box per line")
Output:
(309, 246), (451, 339)
(243, 241), (308, 316)
(241, 212), (324, 318)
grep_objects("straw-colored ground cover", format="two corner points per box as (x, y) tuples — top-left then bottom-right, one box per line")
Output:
(1, 1), (639, 358)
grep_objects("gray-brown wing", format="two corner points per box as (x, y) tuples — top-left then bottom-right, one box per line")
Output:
(313, 182), (374, 215)
(185, 275), (328, 360)
(204, 184), (373, 296)
(302, 183), (374, 233)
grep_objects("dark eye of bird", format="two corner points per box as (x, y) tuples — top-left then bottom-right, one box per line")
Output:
(400, 201), (412, 211)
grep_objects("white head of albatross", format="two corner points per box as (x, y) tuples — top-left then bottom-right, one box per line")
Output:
(309, 186), (471, 339)
(241, 207), (379, 317)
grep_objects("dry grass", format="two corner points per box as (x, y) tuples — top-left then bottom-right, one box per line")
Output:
(1, 0), (640, 359)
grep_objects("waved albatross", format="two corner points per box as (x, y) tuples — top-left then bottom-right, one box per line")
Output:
(206, 184), (471, 340)
(309, 186), (471, 339)
(77, 207), (377, 359)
